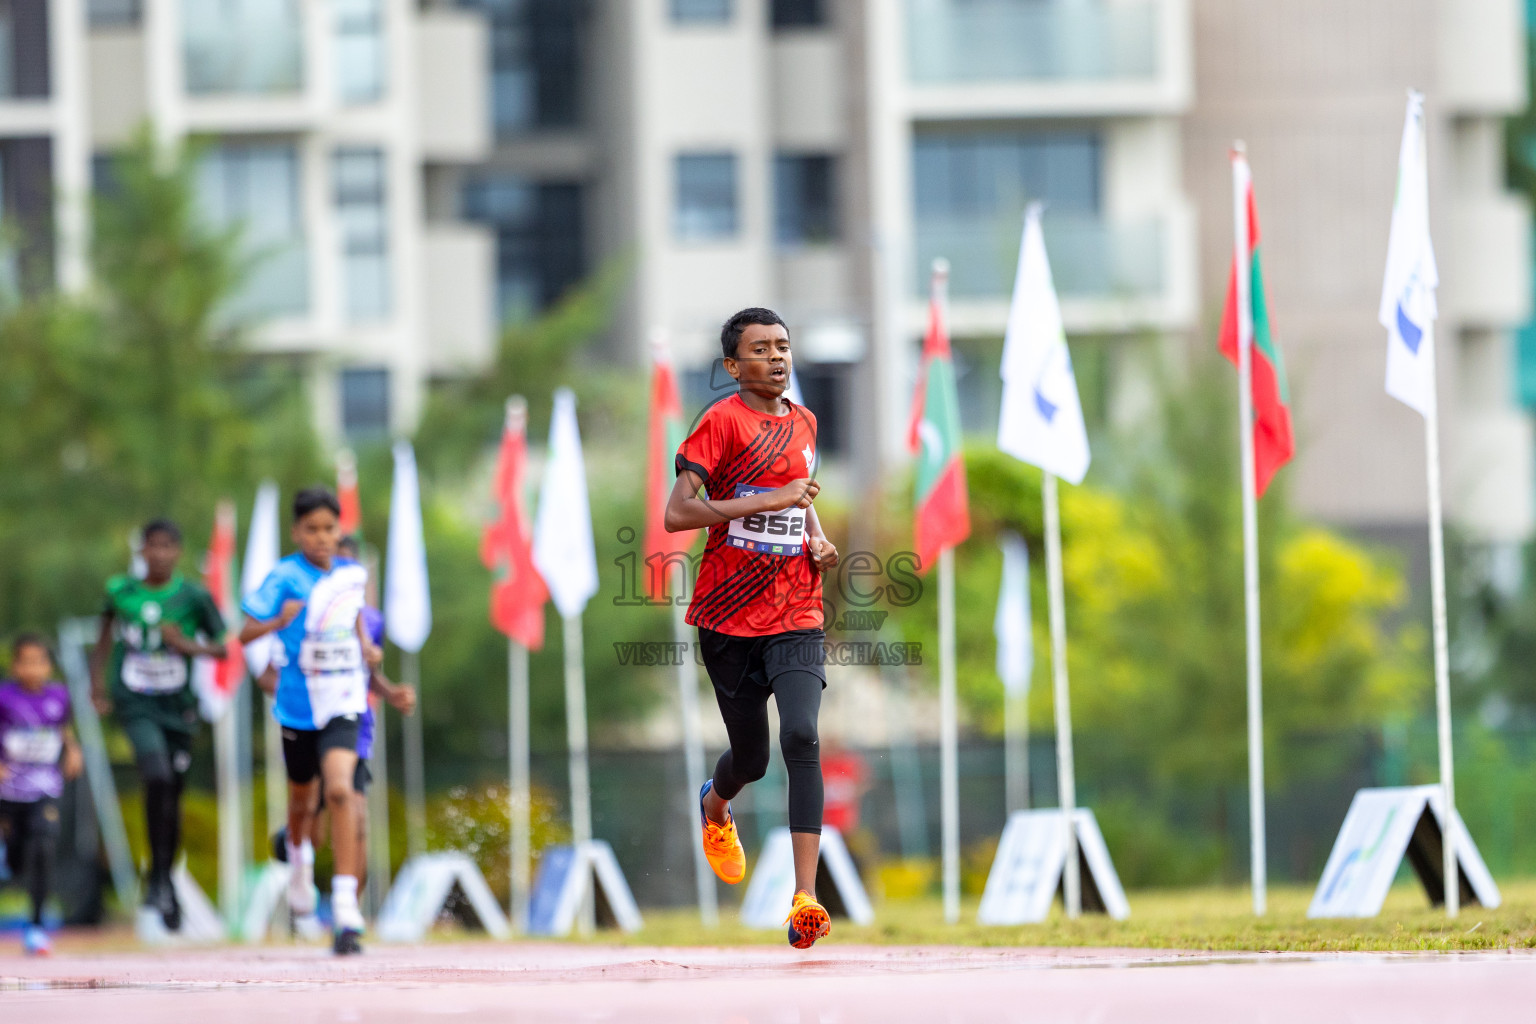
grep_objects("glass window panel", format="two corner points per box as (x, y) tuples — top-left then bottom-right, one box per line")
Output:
(461, 175), (584, 322)
(335, 0), (386, 104)
(774, 153), (837, 245)
(182, 0), (303, 95)
(674, 153), (737, 241)
(671, 0), (732, 23)
(333, 148), (390, 322)
(196, 143), (308, 318)
(88, 0), (140, 27)
(770, 0), (824, 29)
(340, 366), (390, 438)
(470, 0), (582, 136)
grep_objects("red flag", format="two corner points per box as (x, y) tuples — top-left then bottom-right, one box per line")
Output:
(907, 269), (970, 573)
(205, 499), (244, 699)
(1218, 154), (1295, 498)
(481, 399), (547, 649)
(337, 448), (362, 536)
(643, 342), (698, 602)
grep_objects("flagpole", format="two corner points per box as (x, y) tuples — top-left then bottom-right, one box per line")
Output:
(672, 567), (718, 926)
(1232, 143), (1268, 917)
(508, 638), (531, 930)
(215, 699), (241, 925)
(563, 611), (595, 934)
(1042, 471), (1079, 918)
(264, 698), (285, 842)
(938, 545), (961, 924)
(1004, 689), (1028, 814)
(402, 650), (427, 858)
(1423, 324), (1458, 917)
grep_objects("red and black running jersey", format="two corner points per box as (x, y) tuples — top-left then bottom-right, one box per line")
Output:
(675, 393), (823, 637)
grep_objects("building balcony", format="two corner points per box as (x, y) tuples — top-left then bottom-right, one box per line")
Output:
(913, 207), (1195, 334)
(422, 222), (495, 373)
(416, 7), (491, 163)
(1449, 193), (1532, 328)
(902, 0), (1191, 116)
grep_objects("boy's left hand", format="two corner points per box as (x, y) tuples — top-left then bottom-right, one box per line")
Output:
(809, 536), (839, 573)
(159, 622), (197, 655)
(62, 744), (84, 781)
(388, 684), (417, 716)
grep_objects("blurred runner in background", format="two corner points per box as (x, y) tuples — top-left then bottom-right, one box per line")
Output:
(89, 520), (227, 933)
(1, 634), (83, 955)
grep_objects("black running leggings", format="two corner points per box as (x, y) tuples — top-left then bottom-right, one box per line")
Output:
(0, 798), (59, 925)
(711, 669), (824, 834)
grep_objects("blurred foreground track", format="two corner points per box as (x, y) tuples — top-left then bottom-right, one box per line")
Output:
(3, 940), (1535, 1024)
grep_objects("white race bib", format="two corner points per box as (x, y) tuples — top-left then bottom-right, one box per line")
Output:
(122, 651), (189, 694)
(4, 727), (62, 765)
(725, 483), (806, 556)
(299, 638), (363, 674)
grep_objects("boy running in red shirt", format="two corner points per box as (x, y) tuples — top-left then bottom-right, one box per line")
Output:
(665, 307), (839, 948)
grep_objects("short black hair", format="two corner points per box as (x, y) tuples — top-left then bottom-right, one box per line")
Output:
(142, 518), (182, 545)
(12, 632), (52, 664)
(338, 535), (361, 557)
(293, 486), (341, 522)
(720, 307), (787, 360)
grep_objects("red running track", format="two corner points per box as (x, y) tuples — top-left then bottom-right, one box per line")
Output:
(3, 941), (1533, 1023)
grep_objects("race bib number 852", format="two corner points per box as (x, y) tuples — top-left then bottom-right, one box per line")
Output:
(726, 483), (805, 556)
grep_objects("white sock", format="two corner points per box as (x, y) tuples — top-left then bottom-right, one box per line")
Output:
(288, 839), (315, 911)
(332, 875), (363, 930)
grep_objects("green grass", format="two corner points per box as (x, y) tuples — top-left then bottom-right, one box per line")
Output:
(597, 880), (1536, 952)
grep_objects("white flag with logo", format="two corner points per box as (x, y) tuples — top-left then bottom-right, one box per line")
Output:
(240, 481), (280, 676)
(386, 440), (432, 654)
(533, 388), (600, 619)
(997, 204), (1091, 484)
(1380, 91), (1439, 417)
(994, 532), (1032, 698)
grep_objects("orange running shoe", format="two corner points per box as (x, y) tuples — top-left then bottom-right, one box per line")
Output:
(785, 890), (831, 949)
(698, 780), (746, 884)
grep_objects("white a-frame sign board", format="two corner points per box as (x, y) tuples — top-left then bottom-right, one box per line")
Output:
(1308, 785), (1500, 918)
(526, 840), (643, 935)
(376, 851), (512, 941)
(978, 808), (1130, 924)
(740, 826), (874, 928)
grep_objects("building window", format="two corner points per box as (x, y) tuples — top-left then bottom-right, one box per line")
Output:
(913, 128), (1100, 219)
(774, 153), (837, 245)
(88, 0), (140, 27)
(335, 0), (386, 104)
(770, 0), (824, 29)
(182, 0), (303, 95)
(675, 153), (737, 241)
(340, 367), (391, 438)
(333, 148), (390, 322)
(0, 0), (50, 99)
(469, 0), (582, 136)
(462, 176), (584, 323)
(671, 0), (731, 24)
(197, 143), (308, 317)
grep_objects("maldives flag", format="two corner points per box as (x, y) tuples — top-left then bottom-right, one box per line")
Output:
(907, 267), (971, 573)
(337, 448), (362, 536)
(481, 398), (548, 650)
(1219, 153), (1295, 497)
(196, 499), (245, 720)
(644, 342), (698, 602)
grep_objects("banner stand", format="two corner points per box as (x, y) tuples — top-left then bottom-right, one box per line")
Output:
(525, 840), (643, 936)
(1308, 785), (1499, 918)
(739, 826), (873, 929)
(376, 851), (511, 942)
(978, 807), (1129, 924)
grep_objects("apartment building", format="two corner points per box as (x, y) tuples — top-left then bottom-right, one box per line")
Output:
(1, 0), (493, 441)
(1184, 0), (1532, 547)
(464, 0), (1534, 543)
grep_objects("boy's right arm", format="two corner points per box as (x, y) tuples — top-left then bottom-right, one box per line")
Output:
(664, 470), (819, 532)
(238, 600), (304, 644)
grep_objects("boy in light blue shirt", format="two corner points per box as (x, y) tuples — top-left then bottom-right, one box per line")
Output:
(241, 487), (379, 955)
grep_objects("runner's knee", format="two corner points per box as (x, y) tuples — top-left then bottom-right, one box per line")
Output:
(778, 716), (820, 764)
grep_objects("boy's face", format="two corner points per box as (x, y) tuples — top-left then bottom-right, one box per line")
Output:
(293, 508), (340, 565)
(725, 323), (792, 397)
(141, 532), (181, 579)
(12, 645), (52, 688)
